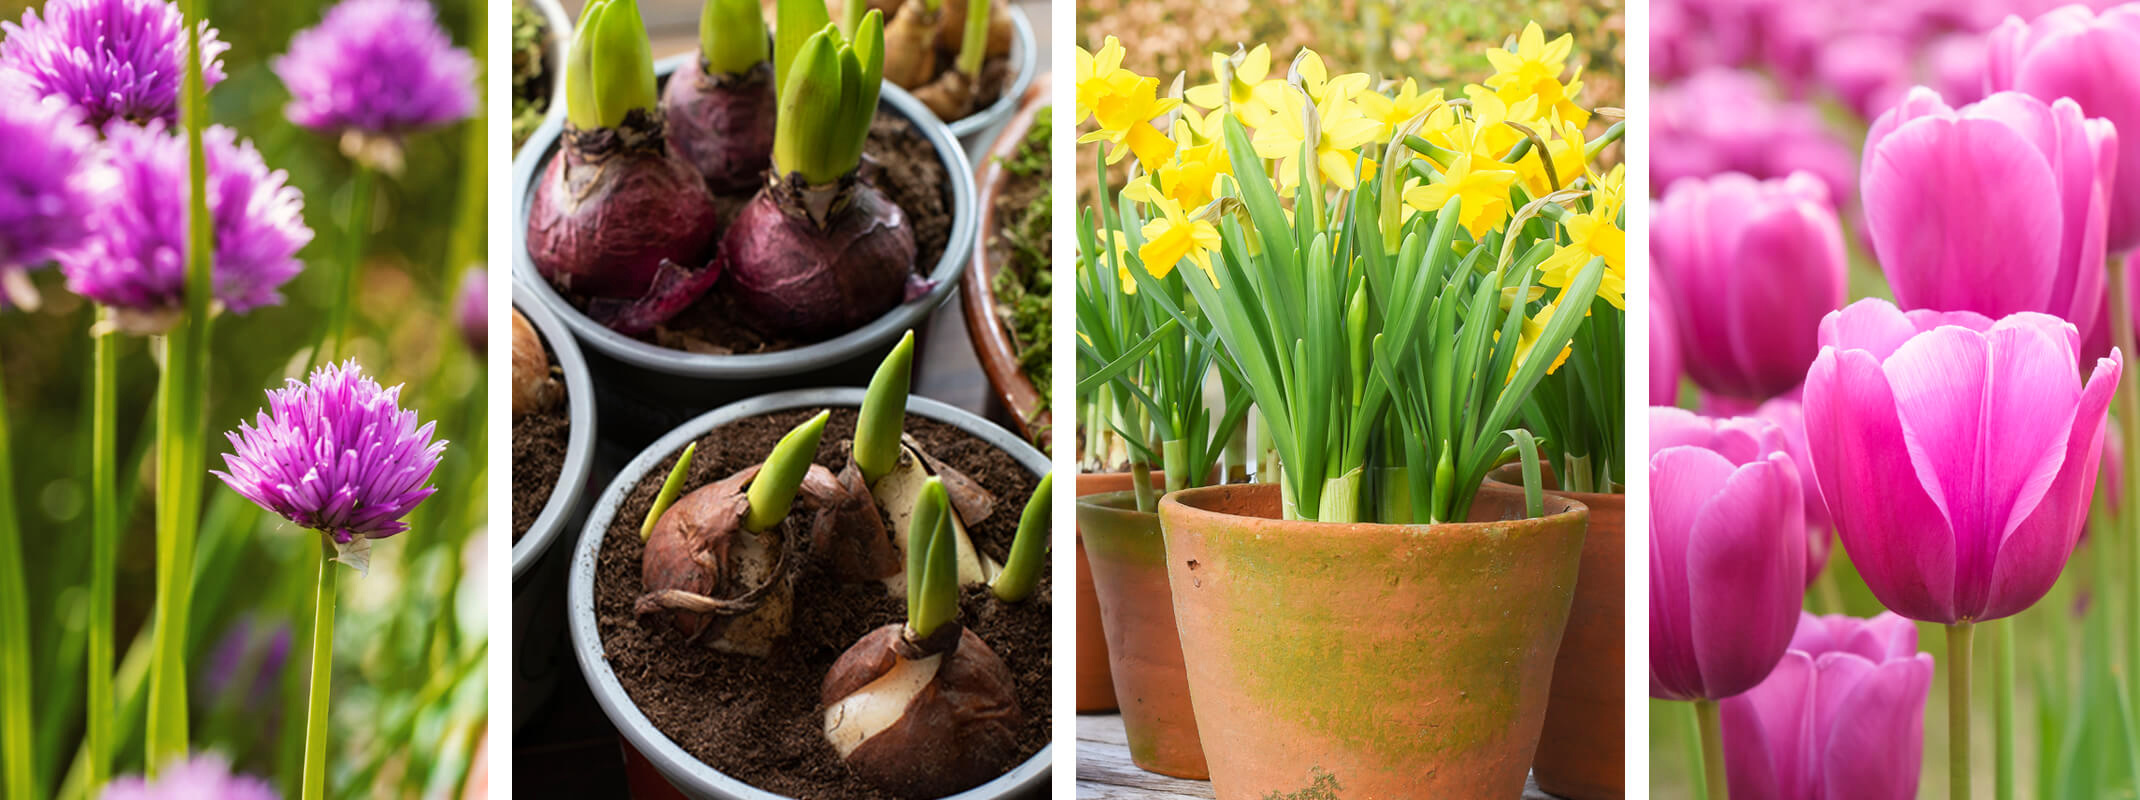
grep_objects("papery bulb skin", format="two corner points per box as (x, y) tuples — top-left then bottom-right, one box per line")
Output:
(716, 174), (917, 341)
(1803, 298), (2121, 624)
(1862, 88), (2114, 336)
(821, 624), (1023, 799)
(1649, 407), (1807, 702)
(526, 110), (724, 333)
(660, 61), (777, 193)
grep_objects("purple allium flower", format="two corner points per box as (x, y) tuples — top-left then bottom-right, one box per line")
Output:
(455, 266), (486, 356)
(213, 360), (446, 545)
(202, 615), (291, 710)
(273, 0), (477, 138)
(102, 753), (277, 800)
(0, 0), (228, 129)
(0, 85), (100, 307)
(58, 122), (312, 333)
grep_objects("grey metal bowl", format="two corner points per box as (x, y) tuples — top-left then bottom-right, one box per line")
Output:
(511, 56), (977, 382)
(509, 280), (599, 729)
(943, 5), (1037, 141)
(567, 388), (1052, 800)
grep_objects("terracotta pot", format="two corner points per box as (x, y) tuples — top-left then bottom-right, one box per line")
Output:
(1071, 472), (1137, 712)
(1157, 481), (1587, 800)
(1077, 490), (1208, 780)
(1490, 464), (1624, 800)
(960, 76), (1053, 446)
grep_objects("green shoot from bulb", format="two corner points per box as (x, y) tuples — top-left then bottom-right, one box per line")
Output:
(953, 0), (990, 77)
(771, 15), (885, 186)
(905, 477), (948, 630)
(565, 0), (658, 130)
(640, 442), (697, 540)
(774, 0), (833, 94)
(989, 472), (1049, 602)
(746, 411), (831, 533)
(909, 478), (959, 640)
(855, 329), (913, 485)
(699, 0), (769, 77)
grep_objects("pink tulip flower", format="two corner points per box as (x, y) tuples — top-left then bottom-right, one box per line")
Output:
(1654, 172), (1848, 403)
(1722, 612), (1936, 800)
(1803, 298), (2121, 624)
(1862, 88), (2115, 336)
(1654, 70), (1857, 204)
(1653, 274), (1684, 406)
(1651, 407), (1808, 701)
(1751, 394), (1836, 585)
(1986, 3), (2140, 250)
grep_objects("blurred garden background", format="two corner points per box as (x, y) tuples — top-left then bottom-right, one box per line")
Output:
(0, 0), (490, 797)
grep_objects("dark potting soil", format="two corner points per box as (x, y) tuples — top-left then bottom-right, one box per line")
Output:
(648, 112), (955, 356)
(594, 408), (1051, 799)
(511, 310), (570, 544)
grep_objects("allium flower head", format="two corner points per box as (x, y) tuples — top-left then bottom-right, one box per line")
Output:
(273, 0), (477, 138)
(0, 0), (228, 129)
(213, 360), (446, 546)
(0, 87), (99, 285)
(102, 753), (276, 800)
(58, 122), (311, 333)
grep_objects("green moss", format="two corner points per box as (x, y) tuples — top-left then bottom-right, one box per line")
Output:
(990, 107), (1053, 451)
(511, 2), (550, 151)
(1261, 769), (1343, 800)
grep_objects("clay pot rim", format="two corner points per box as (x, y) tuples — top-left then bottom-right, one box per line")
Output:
(959, 74), (1051, 444)
(565, 387), (1051, 800)
(1074, 488), (1161, 521)
(510, 281), (599, 581)
(1485, 462), (1627, 506)
(511, 57), (977, 381)
(1158, 480), (1589, 537)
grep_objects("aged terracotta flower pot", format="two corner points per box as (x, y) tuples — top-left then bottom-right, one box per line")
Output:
(1489, 464), (1624, 800)
(1076, 490), (1208, 780)
(1157, 481), (1587, 800)
(1072, 471), (1136, 712)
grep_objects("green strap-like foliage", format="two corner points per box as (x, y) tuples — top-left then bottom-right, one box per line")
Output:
(772, 16), (884, 185)
(745, 411), (830, 533)
(990, 472), (1050, 602)
(566, 0), (658, 130)
(699, 0), (769, 76)
(855, 330), (912, 485)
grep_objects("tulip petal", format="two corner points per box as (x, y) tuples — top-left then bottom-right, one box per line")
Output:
(1805, 348), (1959, 621)
(1819, 297), (1920, 361)
(1864, 113), (2064, 319)
(1983, 348), (2120, 620)
(1728, 184), (1847, 399)
(1687, 455), (1805, 699)
(1721, 650), (1812, 800)
(1818, 653), (1935, 800)
(2012, 20), (2140, 249)
(1650, 445), (1742, 700)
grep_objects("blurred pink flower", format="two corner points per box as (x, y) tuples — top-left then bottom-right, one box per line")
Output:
(1722, 611), (1935, 800)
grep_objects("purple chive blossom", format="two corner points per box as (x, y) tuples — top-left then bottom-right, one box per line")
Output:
(0, 86), (100, 303)
(101, 753), (277, 800)
(202, 616), (291, 710)
(58, 122), (311, 332)
(0, 0), (228, 129)
(273, 0), (477, 138)
(455, 266), (486, 356)
(213, 360), (446, 544)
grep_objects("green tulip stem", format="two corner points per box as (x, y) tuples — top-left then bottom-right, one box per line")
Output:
(1694, 698), (1727, 800)
(856, 330), (913, 485)
(745, 411), (829, 533)
(300, 540), (340, 800)
(640, 443), (697, 540)
(990, 473), (1049, 602)
(1948, 622), (1974, 800)
(1992, 619), (2014, 800)
(2114, 253), (2140, 733)
(700, 0), (769, 76)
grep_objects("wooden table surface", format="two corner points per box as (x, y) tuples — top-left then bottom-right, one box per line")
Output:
(1076, 715), (1570, 800)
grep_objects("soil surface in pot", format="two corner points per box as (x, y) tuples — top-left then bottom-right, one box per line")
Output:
(554, 111), (952, 357)
(595, 408), (1050, 799)
(511, 311), (569, 543)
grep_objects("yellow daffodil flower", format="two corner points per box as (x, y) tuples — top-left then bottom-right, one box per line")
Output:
(1184, 44), (1287, 126)
(1482, 22), (1589, 128)
(1403, 153), (1519, 237)
(1076, 37), (1131, 125)
(1514, 118), (1590, 196)
(1078, 72), (1179, 169)
(1512, 297), (1574, 379)
(1137, 195), (1222, 286)
(1291, 49), (1371, 106)
(1142, 118), (1233, 210)
(1251, 85), (1383, 193)
(1356, 78), (1445, 140)
(1538, 164), (1625, 308)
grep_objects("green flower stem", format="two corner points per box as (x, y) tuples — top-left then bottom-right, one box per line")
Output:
(86, 312), (117, 792)
(149, 0), (215, 771)
(2115, 254), (2140, 740)
(856, 331), (913, 485)
(953, 0), (987, 76)
(1160, 440), (1188, 495)
(1694, 698), (1727, 800)
(991, 473), (1049, 602)
(323, 164), (375, 364)
(1128, 458), (1156, 513)
(1949, 622), (1975, 800)
(1681, 702), (1710, 800)
(1992, 619), (2014, 800)
(745, 411), (829, 532)
(906, 478), (948, 630)
(301, 541), (340, 800)
(641, 443), (697, 539)
(700, 0), (769, 76)
(0, 355), (34, 800)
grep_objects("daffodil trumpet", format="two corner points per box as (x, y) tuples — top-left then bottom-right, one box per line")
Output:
(712, 16), (922, 341)
(821, 478), (1024, 799)
(636, 410), (885, 656)
(660, 0), (776, 192)
(528, 0), (723, 335)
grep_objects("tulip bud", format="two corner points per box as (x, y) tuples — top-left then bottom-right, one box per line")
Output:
(1721, 612), (1934, 800)
(1986, 4), (2140, 251)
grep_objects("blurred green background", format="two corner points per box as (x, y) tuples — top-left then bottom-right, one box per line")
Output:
(0, 0), (490, 797)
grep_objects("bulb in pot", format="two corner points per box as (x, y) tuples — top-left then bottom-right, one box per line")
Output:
(509, 309), (561, 419)
(660, 0), (776, 192)
(841, 332), (1003, 591)
(823, 479), (1023, 798)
